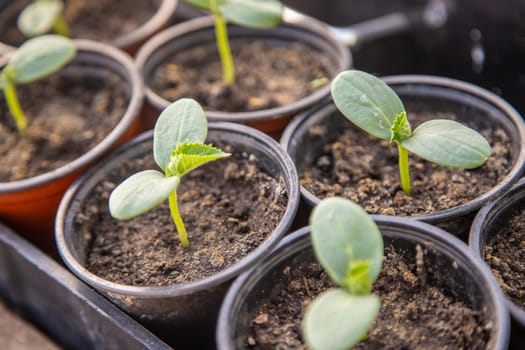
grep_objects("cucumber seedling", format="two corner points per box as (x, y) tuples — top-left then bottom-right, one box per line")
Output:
(18, 0), (71, 37)
(109, 98), (230, 248)
(183, 0), (283, 85)
(303, 197), (383, 350)
(331, 70), (491, 194)
(0, 34), (76, 133)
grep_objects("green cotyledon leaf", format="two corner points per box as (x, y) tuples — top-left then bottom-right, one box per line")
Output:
(303, 289), (380, 350)
(219, 0), (283, 28)
(167, 142), (231, 177)
(310, 197), (383, 293)
(331, 70), (406, 141)
(5, 34), (75, 84)
(17, 0), (63, 37)
(153, 98), (208, 170)
(109, 170), (180, 220)
(401, 119), (491, 168)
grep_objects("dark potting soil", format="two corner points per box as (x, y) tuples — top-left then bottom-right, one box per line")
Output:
(484, 205), (525, 309)
(0, 0), (158, 47)
(248, 245), (491, 349)
(74, 145), (288, 286)
(0, 66), (128, 182)
(0, 300), (60, 350)
(151, 41), (331, 112)
(301, 107), (512, 216)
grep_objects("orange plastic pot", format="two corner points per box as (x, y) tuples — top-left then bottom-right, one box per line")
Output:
(0, 0), (178, 55)
(0, 39), (144, 254)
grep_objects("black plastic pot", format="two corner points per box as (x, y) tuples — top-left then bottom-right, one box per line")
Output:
(0, 221), (171, 349)
(470, 177), (525, 349)
(55, 122), (300, 348)
(281, 75), (525, 239)
(0, 39), (144, 256)
(135, 15), (351, 136)
(217, 217), (510, 350)
(0, 0), (178, 55)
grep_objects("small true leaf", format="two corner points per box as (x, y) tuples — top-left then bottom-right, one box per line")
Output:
(183, 0), (219, 10)
(390, 111), (411, 143)
(219, 0), (283, 28)
(331, 70), (405, 141)
(167, 142), (230, 177)
(310, 197), (383, 293)
(7, 34), (76, 84)
(303, 289), (380, 350)
(109, 170), (180, 220)
(18, 0), (63, 37)
(401, 119), (492, 168)
(153, 98), (208, 170)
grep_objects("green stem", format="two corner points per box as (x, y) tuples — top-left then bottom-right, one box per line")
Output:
(169, 190), (190, 248)
(398, 143), (411, 194)
(3, 82), (27, 133)
(213, 11), (235, 84)
(52, 15), (71, 37)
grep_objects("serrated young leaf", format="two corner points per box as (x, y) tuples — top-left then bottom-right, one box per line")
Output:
(167, 142), (230, 177)
(219, 0), (283, 28)
(331, 70), (405, 141)
(390, 111), (412, 143)
(303, 290), (380, 350)
(109, 170), (180, 220)
(184, 0), (222, 11)
(7, 34), (75, 84)
(401, 119), (491, 168)
(310, 197), (383, 293)
(18, 0), (63, 37)
(153, 98), (208, 170)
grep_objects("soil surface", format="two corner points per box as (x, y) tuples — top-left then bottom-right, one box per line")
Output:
(74, 144), (288, 286)
(151, 40), (332, 112)
(484, 205), (525, 309)
(248, 245), (491, 349)
(0, 65), (128, 182)
(0, 0), (158, 46)
(0, 300), (60, 350)
(300, 107), (512, 216)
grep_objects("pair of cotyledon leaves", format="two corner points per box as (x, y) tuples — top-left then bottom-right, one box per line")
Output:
(331, 70), (491, 169)
(185, 0), (283, 28)
(109, 99), (229, 220)
(304, 197), (383, 350)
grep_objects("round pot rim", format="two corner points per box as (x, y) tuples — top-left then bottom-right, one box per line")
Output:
(281, 74), (525, 222)
(470, 177), (525, 325)
(217, 216), (510, 350)
(135, 15), (351, 123)
(55, 121), (300, 298)
(0, 0), (178, 51)
(0, 39), (144, 193)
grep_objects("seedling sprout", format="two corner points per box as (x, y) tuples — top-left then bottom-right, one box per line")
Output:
(0, 34), (76, 133)
(183, 0), (283, 85)
(303, 197), (383, 350)
(331, 70), (491, 194)
(109, 98), (230, 248)
(18, 0), (71, 37)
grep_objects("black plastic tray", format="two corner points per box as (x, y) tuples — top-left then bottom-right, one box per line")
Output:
(0, 222), (172, 350)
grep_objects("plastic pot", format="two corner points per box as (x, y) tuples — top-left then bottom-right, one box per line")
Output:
(0, 0), (178, 55)
(281, 75), (525, 239)
(0, 39), (143, 255)
(135, 15), (351, 136)
(470, 177), (525, 349)
(217, 217), (510, 349)
(55, 122), (300, 348)
(0, 221), (171, 349)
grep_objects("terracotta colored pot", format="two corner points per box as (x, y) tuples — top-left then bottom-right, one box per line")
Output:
(135, 15), (351, 137)
(0, 39), (143, 254)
